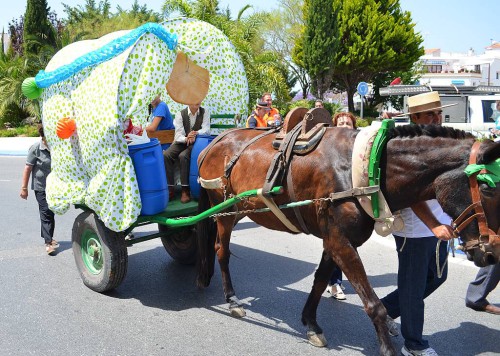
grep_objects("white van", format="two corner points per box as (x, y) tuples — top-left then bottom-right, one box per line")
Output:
(380, 85), (500, 138)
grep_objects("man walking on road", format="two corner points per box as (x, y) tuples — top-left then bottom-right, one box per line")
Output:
(20, 125), (58, 255)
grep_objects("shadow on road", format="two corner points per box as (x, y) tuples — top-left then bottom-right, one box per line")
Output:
(431, 321), (500, 355)
(102, 231), (397, 355)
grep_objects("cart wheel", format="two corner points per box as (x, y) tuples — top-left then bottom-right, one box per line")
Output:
(72, 211), (128, 292)
(159, 225), (197, 265)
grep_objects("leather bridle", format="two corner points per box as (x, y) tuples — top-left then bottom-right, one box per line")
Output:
(452, 141), (499, 259)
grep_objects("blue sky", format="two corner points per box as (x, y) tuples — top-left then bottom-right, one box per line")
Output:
(1, 0), (498, 54)
(399, 0), (499, 54)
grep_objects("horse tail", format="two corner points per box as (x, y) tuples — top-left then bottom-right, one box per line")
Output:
(196, 186), (217, 288)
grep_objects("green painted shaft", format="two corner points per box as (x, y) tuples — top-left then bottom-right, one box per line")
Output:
(151, 186), (283, 228)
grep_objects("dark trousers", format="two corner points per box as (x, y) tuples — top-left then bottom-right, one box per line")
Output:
(329, 266), (343, 285)
(34, 190), (55, 244)
(465, 263), (500, 308)
(163, 142), (193, 187)
(381, 235), (448, 351)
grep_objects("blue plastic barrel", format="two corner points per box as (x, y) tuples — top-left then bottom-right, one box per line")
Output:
(189, 135), (215, 199)
(128, 138), (168, 215)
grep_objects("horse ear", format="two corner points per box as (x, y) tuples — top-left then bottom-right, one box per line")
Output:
(479, 141), (500, 164)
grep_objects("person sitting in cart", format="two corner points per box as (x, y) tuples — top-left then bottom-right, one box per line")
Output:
(145, 94), (174, 150)
(261, 92), (282, 126)
(163, 102), (210, 203)
(246, 101), (271, 128)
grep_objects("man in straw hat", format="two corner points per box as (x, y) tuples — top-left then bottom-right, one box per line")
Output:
(405, 91), (456, 125)
(380, 91), (455, 356)
(164, 102), (210, 203)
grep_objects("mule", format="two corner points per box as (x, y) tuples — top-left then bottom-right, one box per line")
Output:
(195, 124), (500, 355)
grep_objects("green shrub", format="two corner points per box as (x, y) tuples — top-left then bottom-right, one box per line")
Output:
(356, 117), (370, 127)
(0, 103), (31, 128)
(0, 125), (39, 137)
(284, 100), (343, 116)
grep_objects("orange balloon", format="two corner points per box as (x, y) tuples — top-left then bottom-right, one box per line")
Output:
(56, 117), (76, 139)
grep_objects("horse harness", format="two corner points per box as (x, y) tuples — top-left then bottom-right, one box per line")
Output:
(198, 118), (319, 234)
(452, 141), (500, 257)
(198, 108), (382, 235)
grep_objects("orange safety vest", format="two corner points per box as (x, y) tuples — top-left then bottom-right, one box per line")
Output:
(246, 111), (268, 128)
(263, 107), (281, 125)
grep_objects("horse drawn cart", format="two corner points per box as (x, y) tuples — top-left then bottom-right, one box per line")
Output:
(23, 17), (500, 355)
(22, 18), (250, 292)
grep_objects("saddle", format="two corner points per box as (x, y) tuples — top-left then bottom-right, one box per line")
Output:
(261, 107), (332, 233)
(272, 107), (332, 154)
(265, 107), (332, 191)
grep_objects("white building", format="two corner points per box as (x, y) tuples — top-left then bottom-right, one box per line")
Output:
(418, 43), (500, 87)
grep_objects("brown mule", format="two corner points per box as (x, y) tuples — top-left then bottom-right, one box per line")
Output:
(196, 124), (500, 355)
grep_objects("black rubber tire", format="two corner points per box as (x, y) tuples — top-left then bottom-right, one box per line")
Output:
(159, 225), (198, 265)
(72, 211), (128, 292)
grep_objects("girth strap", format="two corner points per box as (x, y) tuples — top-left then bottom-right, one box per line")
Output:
(256, 189), (301, 233)
(286, 162), (310, 234)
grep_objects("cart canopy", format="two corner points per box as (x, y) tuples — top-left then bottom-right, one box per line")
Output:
(33, 18), (248, 231)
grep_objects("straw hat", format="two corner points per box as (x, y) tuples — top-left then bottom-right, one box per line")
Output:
(166, 51), (210, 105)
(407, 91), (456, 114)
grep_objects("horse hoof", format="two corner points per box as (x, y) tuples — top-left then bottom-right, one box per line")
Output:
(306, 331), (327, 347)
(230, 306), (246, 318)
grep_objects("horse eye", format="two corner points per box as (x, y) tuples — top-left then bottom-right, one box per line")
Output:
(480, 184), (497, 198)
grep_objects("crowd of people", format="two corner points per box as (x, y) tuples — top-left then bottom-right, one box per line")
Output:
(19, 91), (498, 356)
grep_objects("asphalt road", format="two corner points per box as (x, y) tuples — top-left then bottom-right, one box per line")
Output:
(0, 156), (498, 356)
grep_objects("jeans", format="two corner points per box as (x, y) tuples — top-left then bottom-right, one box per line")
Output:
(381, 235), (448, 351)
(34, 190), (55, 244)
(329, 266), (343, 285)
(465, 263), (500, 308)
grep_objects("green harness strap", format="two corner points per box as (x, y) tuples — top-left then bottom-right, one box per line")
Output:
(367, 119), (395, 218)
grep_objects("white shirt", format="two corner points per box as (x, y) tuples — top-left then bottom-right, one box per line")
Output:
(395, 199), (452, 238)
(173, 107), (211, 143)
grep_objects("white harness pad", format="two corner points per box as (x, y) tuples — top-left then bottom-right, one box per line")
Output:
(351, 122), (404, 236)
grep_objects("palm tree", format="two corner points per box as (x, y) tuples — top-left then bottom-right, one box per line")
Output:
(0, 54), (41, 125)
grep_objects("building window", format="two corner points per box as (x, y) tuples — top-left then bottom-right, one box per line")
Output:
(425, 65), (442, 73)
(497, 72), (500, 80)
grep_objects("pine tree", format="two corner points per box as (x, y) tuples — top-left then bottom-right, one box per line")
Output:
(301, 0), (424, 111)
(23, 0), (56, 56)
(333, 0), (424, 111)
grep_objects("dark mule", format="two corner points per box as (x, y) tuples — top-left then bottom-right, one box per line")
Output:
(196, 124), (500, 355)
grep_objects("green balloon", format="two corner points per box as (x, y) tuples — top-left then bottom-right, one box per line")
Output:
(22, 77), (43, 99)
